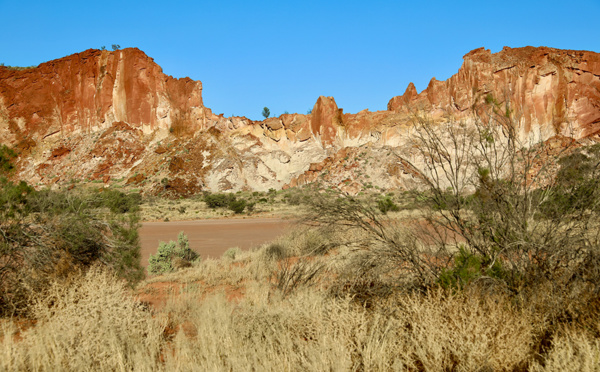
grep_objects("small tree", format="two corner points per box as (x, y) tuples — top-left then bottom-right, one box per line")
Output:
(111, 44), (121, 51)
(262, 107), (270, 119)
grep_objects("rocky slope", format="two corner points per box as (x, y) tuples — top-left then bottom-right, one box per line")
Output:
(1, 46), (599, 195)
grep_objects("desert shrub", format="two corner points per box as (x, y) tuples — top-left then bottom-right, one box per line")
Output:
(0, 144), (16, 174)
(263, 243), (287, 261)
(539, 143), (600, 218)
(99, 189), (141, 213)
(392, 289), (535, 371)
(148, 231), (199, 275)
(204, 192), (250, 214)
(204, 192), (234, 208)
(156, 279), (536, 371)
(395, 98), (600, 295)
(223, 247), (242, 260)
(377, 196), (399, 214)
(302, 190), (436, 287)
(283, 189), (306, 205)
(228, 198), (247, 214)
(272, 257), (326, 298)
(530, 328), (600, 372)
(438, 245), (507, 290)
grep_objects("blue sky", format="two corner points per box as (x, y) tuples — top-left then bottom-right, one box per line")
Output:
(1, 0), (599, 120)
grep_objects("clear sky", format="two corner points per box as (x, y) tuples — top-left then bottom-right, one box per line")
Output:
(1, 0), (599, 120)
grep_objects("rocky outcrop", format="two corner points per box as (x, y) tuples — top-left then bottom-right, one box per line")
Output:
(388, 46), (600, 140)
(0, 48), (207, 145)
(2, 46), (600, 195)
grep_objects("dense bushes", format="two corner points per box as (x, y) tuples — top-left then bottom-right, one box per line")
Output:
(204, 192), (254, 214)
(204, 193), (235, 208)
(0, 182), (144, 316)
(99, 189), (142, 213)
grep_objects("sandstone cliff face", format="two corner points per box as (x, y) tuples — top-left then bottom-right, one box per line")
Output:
(0, 48), (206, 145)
(0, 49), (345, 193)
(388, 46), (600, 140)
(1, 46), (599, 195)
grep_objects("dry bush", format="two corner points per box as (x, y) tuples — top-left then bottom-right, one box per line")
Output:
(531, 328), (600, 372)
(155, 278), (538, 371)
(391, 288), (535, 371)
(302, 190), (443, 289)
(0, 266), (164, 371)
(262, 242), (287, 261)
(272, 224), (341, 257)
(142, 245), (276, 288)
(161, 287), (383, 371)
(222, 246), (242, 260)
(272, 257), (326, 298)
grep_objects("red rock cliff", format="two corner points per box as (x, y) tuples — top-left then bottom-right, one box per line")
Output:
(0, 48), (205, 144)
(388, 46), (600, 139)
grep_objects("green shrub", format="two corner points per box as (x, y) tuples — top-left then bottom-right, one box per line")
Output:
(204, 193), (250, 214)
(148, 232), (199, 275)
(100, 189), (141, 214)
(377, 196), (399, 214)
(204, 193), (234, 208)
(262, 107), (270, 119)
(0, 145), (16, 174)
(438, 247), (506, 290)
(539, 144), (600, 218)
(228, 199), (247, 214)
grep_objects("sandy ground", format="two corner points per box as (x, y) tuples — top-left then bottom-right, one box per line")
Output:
(139, 218), (291, 266)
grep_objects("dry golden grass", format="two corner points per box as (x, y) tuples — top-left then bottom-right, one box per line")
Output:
(2, 226), (600, 371)
(1, 266), (164, 371)
(530, 328), (600, 372)
(155, 284), (537, 371)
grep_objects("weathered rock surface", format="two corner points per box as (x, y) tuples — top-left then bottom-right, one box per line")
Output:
(388, 46), (600, 140)
(1, 46), (599, 195)
(0, 48), (207, 145)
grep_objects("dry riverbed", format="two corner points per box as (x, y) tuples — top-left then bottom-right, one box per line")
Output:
(139, 218), (291, 266)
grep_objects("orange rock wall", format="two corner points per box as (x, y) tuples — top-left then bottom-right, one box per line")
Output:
(0, 48), (204, 143)
(388, 46), (600, 139)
